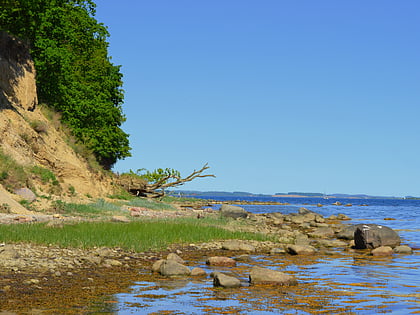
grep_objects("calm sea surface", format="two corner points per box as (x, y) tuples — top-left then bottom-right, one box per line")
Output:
(107, 197), (420, 314)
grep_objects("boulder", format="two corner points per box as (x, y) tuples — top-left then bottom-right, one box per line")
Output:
(336, 225), (357, 240)
(249, 266), (297, 286)
(337, 213), (351, 220)
(298, 207), (312, 215)
(167, 253), (185, 264)
(213, 272), (241, 288)
(393, 245), (413, 254)
(371, 246), (393, 256)
(308, 227), (335, 239)
(159, 260), (191, 277)
(287, 245), (316, 255)
(354, 224), (400, 249)
(206, 256), (236, 267)
(222, 240), (241, 250)
(14, 188), (36, 203)
(270, 248), (286, 255)
(151, 259), (165, 272)
(294, 234), (310, 246)
(219, 204), (248, 219)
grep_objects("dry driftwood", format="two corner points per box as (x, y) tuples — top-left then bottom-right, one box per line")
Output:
(140, 163), (215, 198)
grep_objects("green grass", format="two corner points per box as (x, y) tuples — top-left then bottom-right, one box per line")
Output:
(0, 218), (274, 251)
(53, 199), (122, 217)
(127, 197), (177, 211)
(0, 147), (28, 190)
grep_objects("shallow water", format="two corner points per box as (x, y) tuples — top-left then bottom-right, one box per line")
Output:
(109, 198), (420, 314)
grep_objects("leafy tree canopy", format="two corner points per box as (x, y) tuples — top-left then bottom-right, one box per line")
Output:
(0, 0), (131, 169)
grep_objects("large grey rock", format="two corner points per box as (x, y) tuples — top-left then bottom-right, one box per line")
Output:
(14, 188), (36, 203)
(159, 260), (191, 277)
(167, 253), (184, 264)
(336, 225), (357, 240)
(249, 266), (297, 286)
(213, 272), (241, 288)
(219, 204), (248, 219)
(354, 224), (401, 249)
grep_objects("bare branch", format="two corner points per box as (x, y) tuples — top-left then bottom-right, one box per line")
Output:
(140, 163), (215, 198)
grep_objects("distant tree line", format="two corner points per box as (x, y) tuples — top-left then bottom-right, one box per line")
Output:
(0, 0), (130, 169)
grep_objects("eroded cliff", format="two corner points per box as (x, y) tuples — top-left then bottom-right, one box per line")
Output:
(0, 31), (116, 213)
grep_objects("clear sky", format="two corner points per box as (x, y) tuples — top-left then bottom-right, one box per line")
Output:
(95, 1), (419, 197)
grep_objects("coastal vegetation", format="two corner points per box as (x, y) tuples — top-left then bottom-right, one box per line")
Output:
(0, 0), (130, 169)
(0, 217), (273, 252)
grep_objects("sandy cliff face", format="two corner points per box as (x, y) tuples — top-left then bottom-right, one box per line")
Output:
(0, 31), (115, 211)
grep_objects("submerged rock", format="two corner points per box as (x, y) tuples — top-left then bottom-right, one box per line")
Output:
(393, 245), (413, 254)
(191, 267), (206, 276)
(213, 272), (241, 288)
(371, 246), (393, 256)
(249, 266), (297, 286)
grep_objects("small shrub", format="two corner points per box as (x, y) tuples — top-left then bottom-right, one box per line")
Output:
(20, 133), (31, 144)
(31, 166), (57, 184)
(30, 120), (48, 134)
(0, 148), (28, 190)
(0, 171), (8, 180)
(68, 185), (76, 196)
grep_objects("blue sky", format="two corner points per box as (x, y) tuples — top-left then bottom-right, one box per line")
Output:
(96, 1), (419, 197)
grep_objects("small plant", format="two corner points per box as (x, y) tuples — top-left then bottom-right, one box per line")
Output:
(0, 171), (8, 180)
(0, 148), (28, 190)
(68, 185), (76, 196)
(20, 133), (31, 144)
(31, 166), (57, 184)
(30, 120), (48, 134)
(0, 203), (11, 213)
(19, 199), (30, 207)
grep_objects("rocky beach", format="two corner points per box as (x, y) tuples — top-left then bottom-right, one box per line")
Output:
(1, 200), (416, 314)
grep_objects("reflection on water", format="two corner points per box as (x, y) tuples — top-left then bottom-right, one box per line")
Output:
(108, 198), (419, 314)
(110, 250), (419, 314)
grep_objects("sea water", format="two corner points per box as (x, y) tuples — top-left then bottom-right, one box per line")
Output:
(110, 197), (420, 314)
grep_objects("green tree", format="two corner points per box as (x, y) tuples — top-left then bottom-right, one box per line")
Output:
(0, 0), (130, 168)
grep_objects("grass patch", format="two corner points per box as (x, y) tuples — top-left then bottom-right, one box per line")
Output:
(0, 147), (28, 190)
(128, 197), (177, 211)
(31, 165), (58, 185)
(0, 218), (274, 252)
(53, 199), (121, 217)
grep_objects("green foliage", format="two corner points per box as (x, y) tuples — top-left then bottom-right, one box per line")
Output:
(0, 0), (131, 169)
(68, 185), (76, 196)
(135, 168), (181, 185)
(0, 147), (28, 190)
(31, 166), (57, 184)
